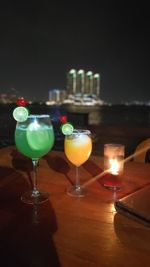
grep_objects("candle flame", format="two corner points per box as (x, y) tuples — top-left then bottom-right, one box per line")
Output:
(109, 158), (120, 175)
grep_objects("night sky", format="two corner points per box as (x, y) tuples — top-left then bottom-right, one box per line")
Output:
(0, 1), (150, 104)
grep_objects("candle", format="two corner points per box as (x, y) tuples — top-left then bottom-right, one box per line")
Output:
(102, 143), (125, 191)
(109, 158), (120, 175)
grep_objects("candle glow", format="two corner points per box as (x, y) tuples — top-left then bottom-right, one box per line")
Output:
(109, 158), (120, 175)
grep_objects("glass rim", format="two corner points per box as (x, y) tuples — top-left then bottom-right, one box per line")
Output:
(71, 129), (91, 135)
(27, 114), (50, 119)
(104, 143), (125, 148)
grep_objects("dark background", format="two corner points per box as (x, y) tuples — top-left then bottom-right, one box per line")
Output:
(0, 1), (150, 104)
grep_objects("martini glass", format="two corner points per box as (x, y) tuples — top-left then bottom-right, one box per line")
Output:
(64, 129), (92, 197)
(15, 114), (55, 204)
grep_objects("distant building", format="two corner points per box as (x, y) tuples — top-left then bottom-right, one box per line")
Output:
(0, 93), (17, 104)
(66, 69), (102, 106)
(46, 89), (66, 105)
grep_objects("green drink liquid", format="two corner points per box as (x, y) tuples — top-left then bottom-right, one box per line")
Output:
(15, 121), (55, 159)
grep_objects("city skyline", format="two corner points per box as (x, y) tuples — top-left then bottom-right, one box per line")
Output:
(0, 1), (150, 104)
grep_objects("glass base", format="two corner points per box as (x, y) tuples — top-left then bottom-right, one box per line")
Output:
(67, 185), (87, 197)
(21, 190), (49, 204)
(100, 174), (122, 191)
(102, 183), (122, 191)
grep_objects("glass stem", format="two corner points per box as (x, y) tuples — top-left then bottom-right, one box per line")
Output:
(32, 204), (39, 224)
(75, 166), (80, 190)
(32, 159), (39, 196)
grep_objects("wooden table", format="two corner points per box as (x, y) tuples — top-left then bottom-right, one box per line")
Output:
(0, 146), (150, 267)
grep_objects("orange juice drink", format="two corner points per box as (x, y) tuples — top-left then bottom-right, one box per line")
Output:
(65, 132), (92, 166)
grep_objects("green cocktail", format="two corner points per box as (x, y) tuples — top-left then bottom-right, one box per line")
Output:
(14, 114), (55, 204)
(15, 122), (54, 159)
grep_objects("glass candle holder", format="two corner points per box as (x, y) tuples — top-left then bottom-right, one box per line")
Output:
(101, 143), (125, 191)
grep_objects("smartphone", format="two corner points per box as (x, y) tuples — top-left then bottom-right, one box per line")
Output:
(114, 184), (150, 227)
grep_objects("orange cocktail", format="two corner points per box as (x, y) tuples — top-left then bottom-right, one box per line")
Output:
(64, 129), (92, 197)
(65, 132), (92, 166)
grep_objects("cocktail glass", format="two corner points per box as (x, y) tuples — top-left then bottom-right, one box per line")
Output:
(64, 129), (92, 197)
(15, 114), (55, 204)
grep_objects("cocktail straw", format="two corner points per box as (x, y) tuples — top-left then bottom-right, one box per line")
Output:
(82, 145), (150, 188)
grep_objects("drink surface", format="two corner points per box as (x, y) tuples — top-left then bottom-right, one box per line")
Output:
(15, 122), (54, 159)
(65, 134), (92, 166)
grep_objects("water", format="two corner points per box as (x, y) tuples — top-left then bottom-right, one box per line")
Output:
(0, 103), (150, 157)
(97, 105), (150, 127)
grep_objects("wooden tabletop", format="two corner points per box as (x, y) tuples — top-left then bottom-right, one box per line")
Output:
(0, 146), (150, 267)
